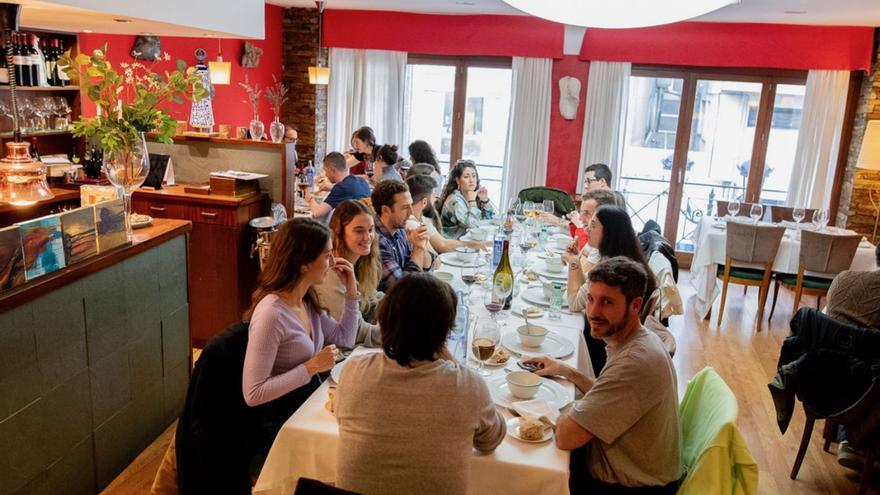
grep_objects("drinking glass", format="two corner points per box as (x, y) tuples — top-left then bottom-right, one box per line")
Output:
(513, 201), (526, 224)
(542, 200), (555, 217)
(812, 209), (828, 230)
(792, 207), (806, 225)
(749, 204), (763, 223)
(523, 201), (536, 220)
(472, 319), (500, 377)
(104, 132), (151, 242)
(461, 266), (477, 301)
(486, 276), (513, 326)
(728, 200), (740, 217)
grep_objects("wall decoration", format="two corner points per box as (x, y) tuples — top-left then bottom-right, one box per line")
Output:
(558, 76), (580, 121)
(60, 206), (98, 265)
(0, 225), (26, 290)
(189, 48), (216, 132)
(17, 214), (66, 280)
(241, 41), (263, 68)
(95, 198), (127, 253)
(131, 35), (162, 61)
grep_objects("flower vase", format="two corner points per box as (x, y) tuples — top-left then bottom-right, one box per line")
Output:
(103, 132), (150, 242)
(249, 116), (265, 142)
(269, 117), (285, 143)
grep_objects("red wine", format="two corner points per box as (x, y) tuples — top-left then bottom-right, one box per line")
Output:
(472, 338), (495, 360)
(461, 275), (477, 286)
(485, 302), (503, 313)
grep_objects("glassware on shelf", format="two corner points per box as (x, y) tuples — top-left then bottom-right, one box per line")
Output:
(728, 200), (740, 217)
(269, 117), (285, 143)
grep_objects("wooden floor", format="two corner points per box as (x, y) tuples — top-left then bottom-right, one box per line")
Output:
(101, 271), (877, 495)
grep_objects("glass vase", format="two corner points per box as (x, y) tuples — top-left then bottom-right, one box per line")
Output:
(103, 132), (150, 243)
(269, 117), (285, 143)
(249, 116), (265, 142)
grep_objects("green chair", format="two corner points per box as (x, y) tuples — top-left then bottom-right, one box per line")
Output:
(517, 187), (576, 217)
(677, 367), (758, 495)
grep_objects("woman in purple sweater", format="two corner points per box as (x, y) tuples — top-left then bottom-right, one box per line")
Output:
(242, 218), (360, 410)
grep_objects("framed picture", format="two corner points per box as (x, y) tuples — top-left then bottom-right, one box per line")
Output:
(95, 198), (127, 253)
(16, 214), (67, 280)
(60, 206), (98, 264)
(0, 225), (26, 290)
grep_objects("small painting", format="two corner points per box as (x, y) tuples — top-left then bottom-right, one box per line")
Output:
(17, 214), (66, 280)
(60, 206), (98, 264)
(0, 225), (26, 290)
(95, 198), (127, 253)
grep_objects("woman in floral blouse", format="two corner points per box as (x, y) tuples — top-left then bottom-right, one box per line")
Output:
(438, 160), (496, 239)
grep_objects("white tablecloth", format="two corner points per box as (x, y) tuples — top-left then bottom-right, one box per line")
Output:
(690, 217), (878, 319)
(253, 252), (591, 495)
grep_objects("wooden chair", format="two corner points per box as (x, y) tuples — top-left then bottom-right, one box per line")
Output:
(716, 200), (761, 218)
(768, 230), (862, 320)
(768, 205), (816, 224)
(716, 221), (785, 331)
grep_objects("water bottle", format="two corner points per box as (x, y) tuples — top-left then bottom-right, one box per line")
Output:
(305, 160), (315, 189)
(549, 282), (563, 320)
(448, 291), (470, 364)
(491, 228), (504, 268)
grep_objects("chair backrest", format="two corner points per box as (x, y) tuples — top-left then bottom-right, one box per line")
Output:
(725, 221), (786, 264)
(799, 230), (862, 274)
(716, 200), (758, 218)
(517, 186), (577, 216)
(769, 205), (817, 224)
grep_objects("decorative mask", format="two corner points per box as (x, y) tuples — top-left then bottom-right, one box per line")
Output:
(558, 76), (581, 120)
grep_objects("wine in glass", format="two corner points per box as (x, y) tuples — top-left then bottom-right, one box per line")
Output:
(749, 204), (763, 223)
(523, 201), (537, 219)
(792, 207), (806, 226)
(461, 266), (477, 300)
(472, 320), (500, 377)
(728, 200), (740, 218)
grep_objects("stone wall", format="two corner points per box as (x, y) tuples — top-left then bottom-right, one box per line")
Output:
(281, 7), (321, 164)
(838, 28), (880, 242)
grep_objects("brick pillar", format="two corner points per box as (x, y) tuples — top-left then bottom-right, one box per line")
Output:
(281, 7), (326, 165)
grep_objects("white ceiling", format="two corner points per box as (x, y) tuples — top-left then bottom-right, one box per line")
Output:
(270, 0), (880, 26)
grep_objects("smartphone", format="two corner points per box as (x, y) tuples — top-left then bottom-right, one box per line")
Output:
(517, 360), (539, 372)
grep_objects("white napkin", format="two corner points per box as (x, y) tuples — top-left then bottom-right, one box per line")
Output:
(511, 398), (560, 427)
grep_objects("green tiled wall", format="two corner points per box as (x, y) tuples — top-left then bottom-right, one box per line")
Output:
(0, 235), (190, 495)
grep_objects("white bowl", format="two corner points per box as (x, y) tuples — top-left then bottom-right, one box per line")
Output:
(545, 257), (565, 273)
(516, 324), (548, 347)
(455, 247), (479, 263)
(433, 271), (453, 283)
(506, 371), (542, 399)
(468, 228), (488, 241)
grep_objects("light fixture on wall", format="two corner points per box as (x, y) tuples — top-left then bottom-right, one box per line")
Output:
(0, 3), (52, 206)
(208, 38), (231, 85)
(500, 0), (740, 28)
(856, 120), (880, 243)
(308, 1), (329, 85)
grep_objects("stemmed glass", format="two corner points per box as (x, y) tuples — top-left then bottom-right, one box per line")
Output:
(104, 133), (151, 242)
(513, 201), (526, 224)
(812, 209), (828, 231)
(542, 200), (555, 218)
(472, 319), (500, 377)
(749, 204), (763, 224)
(485, 276), (512, 326)
(461, 266), (477, 301)
(728, 200), (741, 218)
(792, 207), (806, 226)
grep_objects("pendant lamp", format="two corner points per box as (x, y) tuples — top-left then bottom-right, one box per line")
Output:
(308, 1), (329, 85)
(208, 38), (231, 85)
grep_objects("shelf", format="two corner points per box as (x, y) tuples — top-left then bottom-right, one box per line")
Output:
(145, 132), (284, 149)
(0, 85), (80, 92)
(0, 129), (73, 139)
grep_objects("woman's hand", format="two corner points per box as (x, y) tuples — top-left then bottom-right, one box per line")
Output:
(304, 345), (337, 376)
(333, 257), (358, 297)
(477, 186), (490, 202)
(523, 355), (571, 379)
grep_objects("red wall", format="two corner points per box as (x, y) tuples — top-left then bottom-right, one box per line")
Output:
(77, 4), (283, 129)
(546, 56), (588, 192)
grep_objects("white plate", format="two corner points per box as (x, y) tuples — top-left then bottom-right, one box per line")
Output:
(521, 287), (568, 309)
(512, 305), (545, 319)
(506, 417), (553, 443)
(487, 375), (569, 410)
(531, 263), (567, 280)
(438, 252), (487, 268)
(501, 332), (575, 359)
(545, 246), (567, 254)
(130, 214), (153, 229)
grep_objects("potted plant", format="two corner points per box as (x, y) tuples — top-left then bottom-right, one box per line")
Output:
(59, 45), (207, 240)
(240, 75), (264, 141)
(266, 75), (288, 143)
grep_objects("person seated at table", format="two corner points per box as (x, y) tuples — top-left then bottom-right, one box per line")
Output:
(525, 257), (681, 494)
(305, 152), (371, 221)
(406, 174), (489, 255)
(242, 218), (359, 452)
(314, 200), (383, 347)
(373, 179), (434, 291)
(439, 159), (496, 239)
(408, 139), (444, 190)
(344, 126), (376, 176)
(335, 273), (506, 495)
(583, 163), (627, 210)
(372, 144), (404, 183)
(562, 189), (618, 275)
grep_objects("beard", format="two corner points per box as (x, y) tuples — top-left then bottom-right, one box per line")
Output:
(589, 308), (636, 340)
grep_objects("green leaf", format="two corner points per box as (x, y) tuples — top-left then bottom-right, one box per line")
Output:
(176, 60), (186, 73)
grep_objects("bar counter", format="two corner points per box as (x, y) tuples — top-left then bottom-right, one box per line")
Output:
(0, 218), (193, 493)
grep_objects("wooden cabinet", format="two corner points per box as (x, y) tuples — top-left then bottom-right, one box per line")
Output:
(132, 185), (269, 347)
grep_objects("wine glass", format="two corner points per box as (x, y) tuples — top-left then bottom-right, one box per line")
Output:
(542, 200), (555, 217)
(104, 133), (151, 242)
(461, 266), (477, 301)
(749, 204), (763, 223)
(513, 201), (526, 224)
(486, 276), (513, 326)
(792, 207), (806, 226)
(812, 209), (828, 231)
(728, 200), (740, 218)
(472, 319), (500, 377)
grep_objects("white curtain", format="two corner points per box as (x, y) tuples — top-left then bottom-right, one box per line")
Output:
(326, 48), (407, 155)
(501, 57), (553, 207)
(576, 61), (631, 193)
(787, 70), (850, 209)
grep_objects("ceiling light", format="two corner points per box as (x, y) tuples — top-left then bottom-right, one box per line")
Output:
(82, 29), (92, 33)
(113, 18), (132, 23)
(309, 1), (330, 86)
(501, 0), (740, 28)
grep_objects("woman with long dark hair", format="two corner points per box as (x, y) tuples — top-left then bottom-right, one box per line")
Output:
(345, 126), (377, 175)
(438, 160), (496, 239)
(408, 140), (444, 189)
(372, 144), (403, 182)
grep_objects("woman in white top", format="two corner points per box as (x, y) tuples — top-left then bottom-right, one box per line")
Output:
(405, 174), (489, 254)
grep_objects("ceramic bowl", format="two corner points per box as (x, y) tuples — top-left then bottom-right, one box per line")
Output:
(506, 371), (542, 399)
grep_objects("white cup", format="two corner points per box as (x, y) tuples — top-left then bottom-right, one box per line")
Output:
(516, 324), (548, 348)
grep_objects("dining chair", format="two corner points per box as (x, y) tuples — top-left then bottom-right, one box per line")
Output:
(768, 205), (817, 224)
(768, 230), (862, 320)
(716, 221), (785, 330)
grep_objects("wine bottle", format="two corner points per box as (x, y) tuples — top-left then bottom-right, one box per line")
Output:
(42, 37), (55, 86)
(492, 236), (514, 310)
(0, 44), (9, 86)
(27, 34), (41, 87)
(56, 39), (70, 87)
(13, 33), (28, 86)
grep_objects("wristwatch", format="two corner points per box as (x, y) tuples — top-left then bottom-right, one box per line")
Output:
(568, 262), (580, 270)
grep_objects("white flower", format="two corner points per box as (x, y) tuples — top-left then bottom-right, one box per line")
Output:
(120, 62), (129, 69)
(95, 49), (104, 57)
(163, 51), (171, 61)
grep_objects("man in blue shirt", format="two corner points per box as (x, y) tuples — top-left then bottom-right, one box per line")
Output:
(305, 152), (371, 220)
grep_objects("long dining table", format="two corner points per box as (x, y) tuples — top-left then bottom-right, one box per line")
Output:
(690, 216), (878, 320)
(253, 242), (592, 495)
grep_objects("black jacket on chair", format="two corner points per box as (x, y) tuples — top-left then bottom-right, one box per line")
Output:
(768, 308), (880, 449)
(638, 226), (679, 283)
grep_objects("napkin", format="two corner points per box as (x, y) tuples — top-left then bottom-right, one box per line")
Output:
(511, 398), (560, 427)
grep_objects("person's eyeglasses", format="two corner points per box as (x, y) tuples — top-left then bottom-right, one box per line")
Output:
(584, 177), (598, 185)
